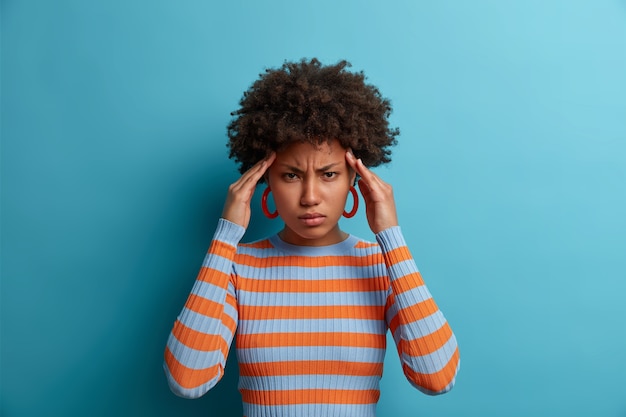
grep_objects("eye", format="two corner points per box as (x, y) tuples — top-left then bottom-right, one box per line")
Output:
(323, 172), (338, 179)
(282, 173), (299, 181)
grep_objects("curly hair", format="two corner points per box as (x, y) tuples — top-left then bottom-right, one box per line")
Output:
(226, 58), (399, 175)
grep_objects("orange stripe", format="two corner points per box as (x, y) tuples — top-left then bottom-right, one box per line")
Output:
(391, 272), (425, 294)
(239, 360), (383, 377)
(354, 241), (378, 248)
(240, 240), (275, 249)
(388, 298), (439, 333)
(383, 246), (413, 265)
(234, 253), (380, 268)
(240, 388), (379, 405)
(208, 239), (237, 258)
(403, 347), (460, 392)
(403, 322), (453, 357)
(196, 266), (230, 285)
(236, 276), (386, 293)
(225, 291), (237, 310)
(239, 304), (385, 320)
(164, 347), (222, 389)
(185, 293), (223, 318)
(237, 332), (386, 349)
(172, 321), (230, 354)
(184, 294), (236, 330)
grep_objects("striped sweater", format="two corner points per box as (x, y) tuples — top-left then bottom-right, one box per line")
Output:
(164, 218), (459, 417)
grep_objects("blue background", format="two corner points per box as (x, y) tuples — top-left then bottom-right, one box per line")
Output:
(2, 1), (626, 416)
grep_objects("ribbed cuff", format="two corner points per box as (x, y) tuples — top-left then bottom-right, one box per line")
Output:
(213, 218), (246, 246)
(375, 226), (406, 252)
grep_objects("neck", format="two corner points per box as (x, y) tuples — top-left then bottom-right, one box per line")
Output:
(278, 226), (348, 247)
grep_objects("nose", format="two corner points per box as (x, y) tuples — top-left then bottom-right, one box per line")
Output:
(300, 177), (321, 206)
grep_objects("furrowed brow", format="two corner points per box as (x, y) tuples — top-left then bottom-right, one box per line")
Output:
(316, 162), (342, 172)
(280, 162), (343, 174)
(280, 164), (304, 174)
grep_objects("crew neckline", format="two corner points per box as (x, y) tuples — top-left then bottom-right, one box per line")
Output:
(268, 233), (359, 256)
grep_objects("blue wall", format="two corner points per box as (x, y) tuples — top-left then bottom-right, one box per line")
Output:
(2, 1), (626, 416)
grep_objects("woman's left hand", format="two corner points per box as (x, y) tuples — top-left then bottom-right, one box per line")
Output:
(346, 151), (399, 234)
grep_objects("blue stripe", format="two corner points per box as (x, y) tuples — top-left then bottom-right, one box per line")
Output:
(191, 280), (228, 300)
(179, 308), (235, 342)
(388, 311), (444, 345)
(387, 258), (420, 278)
(387, 285), (432, 323)
(167, 333), (227, 369)
(239, 374), (380, 391)
(237, 346), (386, 364)
(238, 318), (385, 334)
(234, 264), (387, 281)
(242, 403), (377, 417)
(236, 290), (388, 307)
(401, 333), (458, 374)
(201, 254), (232, 275)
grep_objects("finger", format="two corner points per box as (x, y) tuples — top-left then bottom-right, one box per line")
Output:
(346, 152), (380, 191)
(345, 151), (390, 197)
(345, 152), (375, 183)
(245, 152), (275, 184)
(357, 178), (372, 201)
(246, 153), (275, 180)
(233, 153), (276, 190)
(345, 150), (364, 176)
(353, 157), (385, 192)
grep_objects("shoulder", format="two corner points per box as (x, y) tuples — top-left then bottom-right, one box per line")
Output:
(349, 235), (382, 255)
(236, 237), (276, 256)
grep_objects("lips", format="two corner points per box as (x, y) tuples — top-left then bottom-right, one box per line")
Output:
(299, 213), (324, 219)
(298, 213), (325, 226)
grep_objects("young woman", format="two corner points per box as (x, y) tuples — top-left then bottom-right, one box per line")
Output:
(164, 59), (460, 417)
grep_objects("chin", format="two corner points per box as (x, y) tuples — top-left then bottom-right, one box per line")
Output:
(286, 225), (341, 246)
(295, 229), (327, 241)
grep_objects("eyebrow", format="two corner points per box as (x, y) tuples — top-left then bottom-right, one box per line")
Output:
(279, 162), (343, 174)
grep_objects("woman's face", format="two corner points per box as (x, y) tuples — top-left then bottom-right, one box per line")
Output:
(267, 139), (356, 246)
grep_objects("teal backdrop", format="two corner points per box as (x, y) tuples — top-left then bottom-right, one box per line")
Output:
(2, 1), (626, 416)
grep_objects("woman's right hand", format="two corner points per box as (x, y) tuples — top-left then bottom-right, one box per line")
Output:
(221, 153), (276, 228)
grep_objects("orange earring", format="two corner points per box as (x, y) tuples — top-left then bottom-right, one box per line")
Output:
(261, 187), (279, 219)
(343, 186), (359, 218)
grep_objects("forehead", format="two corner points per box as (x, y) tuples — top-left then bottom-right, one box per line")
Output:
(276, 140), (347, 164)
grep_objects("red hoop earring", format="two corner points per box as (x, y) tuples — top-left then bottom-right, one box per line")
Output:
(261, 187), (279, 219)
(343, 186), (359, 218)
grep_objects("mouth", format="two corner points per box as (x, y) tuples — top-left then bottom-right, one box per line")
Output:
(299, 212), (324, 219)
(298, 213), (326, 226)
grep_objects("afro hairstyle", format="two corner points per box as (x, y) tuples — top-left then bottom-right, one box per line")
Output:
(227, 58), (399, 175)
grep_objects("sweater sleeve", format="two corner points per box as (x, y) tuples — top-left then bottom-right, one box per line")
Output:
(164, 218), (245, 398)
(377, 226), (460, 395)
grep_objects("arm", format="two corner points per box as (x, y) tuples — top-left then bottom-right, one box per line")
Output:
(377, 227), (459, 395)
(164, 219), (244, 398)
(164, 153), (275, 398)
(346, 151), (459, 394)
